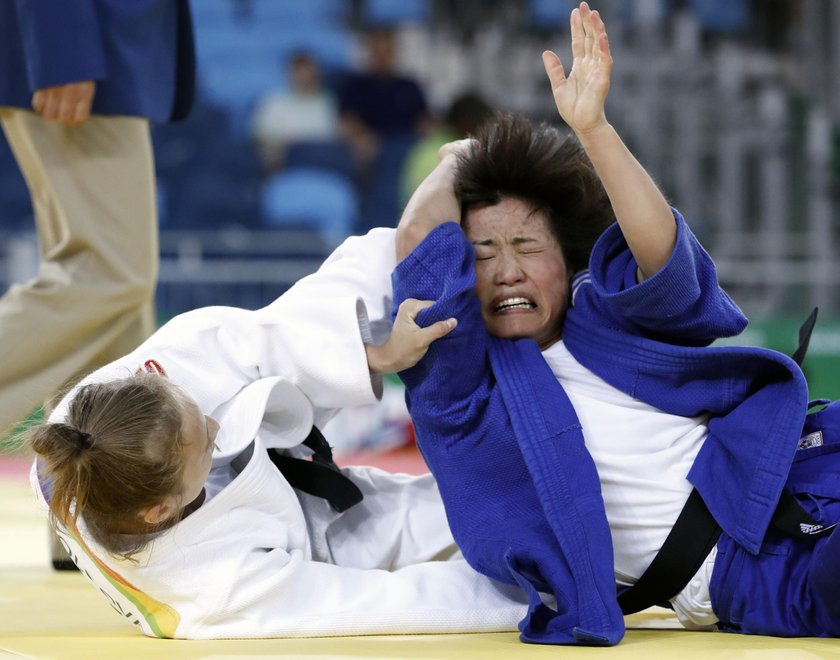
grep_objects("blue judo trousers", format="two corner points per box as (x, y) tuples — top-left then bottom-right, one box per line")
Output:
(712, 400), (840, 637)
(394, 215), (840, 643)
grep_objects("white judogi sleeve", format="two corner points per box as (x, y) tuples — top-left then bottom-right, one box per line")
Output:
(50, 228), (398, 424)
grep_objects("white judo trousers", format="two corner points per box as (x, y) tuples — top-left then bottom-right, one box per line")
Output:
(31, 228), (528, 639)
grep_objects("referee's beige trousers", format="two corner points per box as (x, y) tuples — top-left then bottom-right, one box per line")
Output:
(0, 108), (157, 436)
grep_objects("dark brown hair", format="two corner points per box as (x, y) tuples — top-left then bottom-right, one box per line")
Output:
(28, 373), (186, 559)
(455, 113), (614, 272)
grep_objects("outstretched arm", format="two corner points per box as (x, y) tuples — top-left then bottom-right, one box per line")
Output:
(543, 2), (675, 281)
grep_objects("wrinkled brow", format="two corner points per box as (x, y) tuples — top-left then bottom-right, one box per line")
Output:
(470, 236), (541, 246)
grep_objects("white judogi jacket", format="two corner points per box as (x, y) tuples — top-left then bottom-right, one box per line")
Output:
(31, 228), (527, 639)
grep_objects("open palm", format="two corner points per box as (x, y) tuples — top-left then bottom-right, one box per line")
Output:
(543, 2), (612, 135)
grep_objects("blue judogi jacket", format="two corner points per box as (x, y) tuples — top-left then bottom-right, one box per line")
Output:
(0, 0), (195, 122)
(393, 212), (809, 645)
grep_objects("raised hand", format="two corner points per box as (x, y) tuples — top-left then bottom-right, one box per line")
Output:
(542, 2), (612, 136)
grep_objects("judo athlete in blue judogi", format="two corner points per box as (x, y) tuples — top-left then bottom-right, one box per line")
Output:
(390, 2), (840, 645)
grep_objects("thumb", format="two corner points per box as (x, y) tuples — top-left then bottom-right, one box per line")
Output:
(420, 317), (458, 344)
(542, 50), (566, 88)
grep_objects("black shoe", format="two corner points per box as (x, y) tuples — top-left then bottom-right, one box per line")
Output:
(49, 527), (79, 571)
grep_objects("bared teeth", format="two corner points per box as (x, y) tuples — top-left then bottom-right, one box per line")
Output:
(495, 297), (535, 311)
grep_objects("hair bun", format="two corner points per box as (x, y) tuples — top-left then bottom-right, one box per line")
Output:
(66, 427), (94, 452)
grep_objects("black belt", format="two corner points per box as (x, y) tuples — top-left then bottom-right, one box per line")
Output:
(268, 426), (364, 513)
(617, 488), (719, 614)
(619, 307), (833, 614)
(618, 486), (836, 615)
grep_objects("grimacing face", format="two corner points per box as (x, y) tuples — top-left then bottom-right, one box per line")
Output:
(465, 197), (569, 350)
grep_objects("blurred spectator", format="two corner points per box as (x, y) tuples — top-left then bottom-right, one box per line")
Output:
(338, 28), (429, 164)
(338, 27), (430, 230)
(250, 51), (339, 175)
(400, 91), (493, 204)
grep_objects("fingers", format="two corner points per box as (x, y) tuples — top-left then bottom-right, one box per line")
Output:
(592, 10), (612, 59)
(570, 6), (584, 62)
(581, 4), (595, 59)
(585, 8), (609, 61)
(571, 3), (610, 62)
(31, 89), (46, 115)
(70, 97), (92, 125)
(31, 82), (95, 126)
(380, 299), (457, 372)
(437, 138), (475, 162)
(580, 5), (611, 61)
(398, 298), (457, 339)
(399, 298), (434, 323)
(36, 89), (60, 121)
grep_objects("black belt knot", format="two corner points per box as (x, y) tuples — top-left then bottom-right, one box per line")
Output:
(268, 426), (364, 513)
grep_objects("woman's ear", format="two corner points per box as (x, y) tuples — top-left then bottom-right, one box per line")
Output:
(139, 496), (179, 525)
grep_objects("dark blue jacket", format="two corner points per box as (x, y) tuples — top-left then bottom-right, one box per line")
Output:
(392, 213), (808, 645)
(0, 0), (195, 122)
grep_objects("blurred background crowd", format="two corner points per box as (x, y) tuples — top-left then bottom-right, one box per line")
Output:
(2, 0), (840, 415)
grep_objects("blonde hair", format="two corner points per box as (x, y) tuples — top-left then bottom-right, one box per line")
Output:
(29, 373), (186, 558)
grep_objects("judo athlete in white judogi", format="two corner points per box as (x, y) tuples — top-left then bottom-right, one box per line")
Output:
(28, 227), (528, 640)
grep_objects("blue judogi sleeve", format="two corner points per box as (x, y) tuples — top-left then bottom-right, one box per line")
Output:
(577, 209), (748, 345)
(393, 222), (624, 646)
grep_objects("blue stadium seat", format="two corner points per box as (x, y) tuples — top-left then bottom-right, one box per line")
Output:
(249, 0), (348, 25)
(194, 22), (351, 137)
(252, 25), (352, 71)
(152, 99), (232, 178)
(156, 180), (169, 226)
(688, 0), (749, 32)
(529, 0), (672, 28)
(190, 0), (235, 29)
(358, 133), (417, 233)
(284, 140), (355, 179)
(195, 21), (278, 65)
(198, 60), (279, 137)
(362, 0), (430, 26)
(166, 169), (261, 230)
(0, 135), (33, 230)
(527, 0), (576, 28)
(260, 168), (358, 242)
(162, 133), (263, 231)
